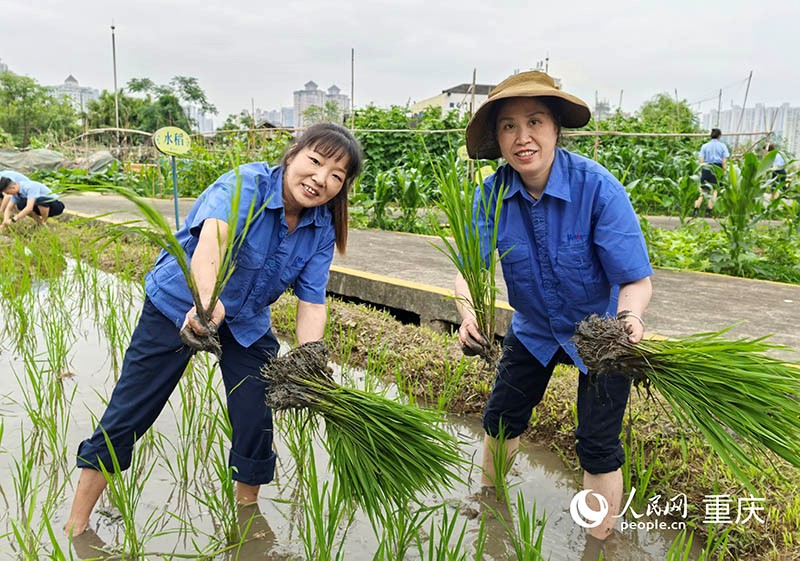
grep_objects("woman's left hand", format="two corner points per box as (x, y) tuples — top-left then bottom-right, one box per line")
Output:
(621, 314), (645, 344)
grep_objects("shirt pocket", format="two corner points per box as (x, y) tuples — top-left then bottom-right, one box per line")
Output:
(224, 239), (267, 306)
(279, 255), (308, 286)
(555, 243), (604, 304)
(498, 242), (533, 302)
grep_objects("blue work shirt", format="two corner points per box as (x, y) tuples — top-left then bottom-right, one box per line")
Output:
(699, 139), (729, 165)
(145, 163), (336, 348)
(12, 180), (58, 204)
(477, 148), (653, 373)
(0, 170), (30, 184)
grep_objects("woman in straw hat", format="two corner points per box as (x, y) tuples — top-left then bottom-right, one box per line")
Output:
(455, 71), (653, 540)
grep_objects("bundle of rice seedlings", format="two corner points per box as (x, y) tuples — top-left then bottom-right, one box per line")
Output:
(573, 315), (800, 488)
(429, 155), (508, 363)
(263, 341), (465, 520)
(67, 180), (264, 356)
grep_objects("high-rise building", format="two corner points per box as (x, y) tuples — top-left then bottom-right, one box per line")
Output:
(702, 103), (799, 154)
(0, 58), (8, 73)
(51, 75), (99, 113)
(182, 104), (215, 133)
(293, 81), (350, 128)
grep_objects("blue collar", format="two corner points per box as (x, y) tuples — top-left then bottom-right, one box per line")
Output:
(500, 148), (572, 203)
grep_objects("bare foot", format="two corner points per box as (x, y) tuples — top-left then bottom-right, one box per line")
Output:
(64, 518), (89, 537)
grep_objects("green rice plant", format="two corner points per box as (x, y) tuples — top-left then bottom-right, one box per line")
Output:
(191, 392), (242, 545)
(91, 428), (162, 557)
(10, 477), (45, 560)
(484, 421), (517, 502)
(415, 503), (473, 561)
(432, 355), (470, 411)
(297, 446), (353, 561)
(574, 315), (800, 490)
(666, 526), (729, 561)
(193, 429), (241, 545)
(483, 490), (546, 561)
(621, 423), (658, 513)
(372, 502), (436, 561)
(264, 341), (465, 523)
(429, 156), (508, 362)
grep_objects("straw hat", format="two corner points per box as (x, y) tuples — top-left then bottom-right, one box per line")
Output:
(466, 71), (591, 159)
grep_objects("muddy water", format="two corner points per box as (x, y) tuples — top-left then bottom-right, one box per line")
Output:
(0, 263), (702, 560)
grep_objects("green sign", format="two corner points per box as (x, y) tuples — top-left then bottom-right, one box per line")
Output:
(153, 126), (191, 156)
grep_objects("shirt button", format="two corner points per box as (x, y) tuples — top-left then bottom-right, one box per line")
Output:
(267, 259), (276, 268)
(279, 231), (286, 238)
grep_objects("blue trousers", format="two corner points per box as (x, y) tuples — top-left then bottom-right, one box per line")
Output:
(76, 297), (280, 485)
(483, 328), (631, 474)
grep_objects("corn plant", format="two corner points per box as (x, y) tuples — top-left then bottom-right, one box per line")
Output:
(714, 152), (781, 275)
(430, 156), (508, 362)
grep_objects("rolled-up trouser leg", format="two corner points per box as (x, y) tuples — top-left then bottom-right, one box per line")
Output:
(575, 371), (631, 474)
(218, 324), (280, 485)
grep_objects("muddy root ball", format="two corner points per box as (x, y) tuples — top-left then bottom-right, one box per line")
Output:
(180, 323), (222, 357)
(572, 315), (650, 386)
(262, 341), (334, 410)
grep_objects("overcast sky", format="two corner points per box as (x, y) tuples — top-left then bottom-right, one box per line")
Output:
(2, 0), (799, 126)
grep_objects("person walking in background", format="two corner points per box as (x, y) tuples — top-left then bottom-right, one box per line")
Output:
(693, 128), (729, 217)
(0, 176), (65, 229)
(455, 70), (652, 541)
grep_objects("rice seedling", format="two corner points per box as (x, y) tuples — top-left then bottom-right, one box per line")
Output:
(483, 421), (517, 502)
(573, 315), (800, 490)
(91, 428), (162, 557)
(621, 424), (658, 513)
(666, 526), (729, 561)
(193, 430), (241, 546)
(483, 490), (547, 561)
(432, 355), (470, 411)
(415, 504), (472, 561)
(263, 341), (465, 522)
(297, 445), (353, 561)
(371, 502), (436, 561)
(429, 156), (508, 362)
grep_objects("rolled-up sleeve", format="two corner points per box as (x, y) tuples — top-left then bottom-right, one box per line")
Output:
(593, 189), (653, 285)
(293, 229), (335, 304)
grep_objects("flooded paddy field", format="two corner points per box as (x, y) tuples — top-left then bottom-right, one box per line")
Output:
(0, 227), (785, 560)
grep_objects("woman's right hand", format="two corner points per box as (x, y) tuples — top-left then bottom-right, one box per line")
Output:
(458, 315), (488, 356)
(182, 300), (226, 336)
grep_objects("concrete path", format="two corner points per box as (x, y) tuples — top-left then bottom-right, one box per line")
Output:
(61, 192), (800, 355)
